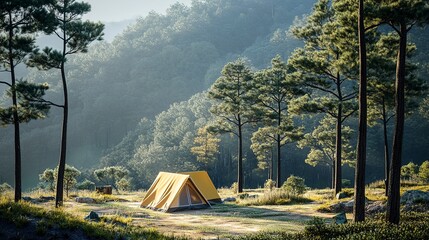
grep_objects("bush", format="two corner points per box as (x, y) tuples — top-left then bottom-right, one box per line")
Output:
(282, 175), (307, 195)
(401, 162), (419, 181)
(230, 182), (238, 194)
(0, 183), (13, 193)
(239, 189), (312, 206)
(76, 179), (95, 190)
(117, 178), (131, 191)
(233, 212), (429, 239)
(419, 160), (429, 183)
(264, 179), (276, 191)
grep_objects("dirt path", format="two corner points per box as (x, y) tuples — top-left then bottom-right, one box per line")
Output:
(64, 200), (336, 239)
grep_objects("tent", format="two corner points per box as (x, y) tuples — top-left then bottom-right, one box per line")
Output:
(180, 171), (222, 203)
(140, 172), (210, 212)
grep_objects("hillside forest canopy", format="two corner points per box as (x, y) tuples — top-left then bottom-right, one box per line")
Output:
(1, 0), (429, 207)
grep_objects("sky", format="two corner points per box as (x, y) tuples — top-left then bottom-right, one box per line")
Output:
(84, 0), (193, 22)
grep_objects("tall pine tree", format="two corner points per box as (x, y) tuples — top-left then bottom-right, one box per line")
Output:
(250, 55), (304, 187)
(289, 0), (358, 195)
(0, 0), (53, 202)
(208, 59), (255, 193)
(29, 0), (103, 207)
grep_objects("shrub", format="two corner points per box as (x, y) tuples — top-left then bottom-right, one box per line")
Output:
(401, 162), (419, 181)
(0, 183), (13, 193)
(264, 179), (276, 191)
(419, 160), (429, 183)
(117, 178), (131, 191)
(76, 179), (95, 190)
(282, 175), (307, 195)
(239, 189), (312, 206)
(230, 182), (238, 194)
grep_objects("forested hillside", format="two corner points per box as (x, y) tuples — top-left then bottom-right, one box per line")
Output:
(0, 0), (315, 189)
(1, 0), (428, 191)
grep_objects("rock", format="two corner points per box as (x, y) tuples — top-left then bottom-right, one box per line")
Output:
(22, 196), (33, 202)
(223, 197), (236, 202)
(366, 201), (386, 215)
(333, 211), (347, 224)
(400, 190), (429, 204)
(39, 196), (55, 202)
(402, 203), (429, 212)
(343, 200), (354, 213)
(336, 192), (348, 199)
(329, 202), (346, 213)
(84, 211), (100, 221)
(75, 197), (96, 203)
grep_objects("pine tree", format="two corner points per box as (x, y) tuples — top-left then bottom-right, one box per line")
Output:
(29, 0), (104, 207)
(288, 0), (358, 195)
(250, 55), (304, 187)
(208, 59), (255, 193)
(0, 0), (53, 202)
(373, 0), (429, 224)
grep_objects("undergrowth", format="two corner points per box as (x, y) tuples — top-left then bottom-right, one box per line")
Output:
(232, 212), (429, 240)
(0, 196), (177, 240)
(238, 189), (313, 206)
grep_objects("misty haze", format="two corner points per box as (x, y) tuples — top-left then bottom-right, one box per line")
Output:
(1, 0), (429, 239)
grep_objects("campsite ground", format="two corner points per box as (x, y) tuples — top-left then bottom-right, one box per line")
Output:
(58, 189), (339, 239)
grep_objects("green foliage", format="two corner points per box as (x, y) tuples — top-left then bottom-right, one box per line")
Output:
(240, 189), (312, 206)
(76, 179), (95, 190)
(282, 175), (307, 196)
(39, 165), (80, 196)
(0, 196), (174, 239)
(93, 166), (129, 193)
(401, 162), (419, 180)
(191, 126), (220, 166)
(297, 117), (356, 169)
(249, 55), (305, 186)
(208, 58), (255, 135)
(208, 59), (256, 192)
(230, 182), (238, 194)
(264, 179), (276, 191)
(116, 178), (131, 192)
(39, 168), (55, 191)
(0, 183), (13, 193)
(61, 165), (81, 197)
(233, 212), (429, 240)
(418, 160), (429, 183)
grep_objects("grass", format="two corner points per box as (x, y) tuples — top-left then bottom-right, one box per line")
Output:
(1, 180), (428, 239)
(232, 212), (429, 240)
(238, 189), (313, 206)
(0, 196), (176, 240)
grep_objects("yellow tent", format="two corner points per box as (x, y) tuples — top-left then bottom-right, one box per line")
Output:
(140, 172), (210, 212)
(180, 171), (222, 203)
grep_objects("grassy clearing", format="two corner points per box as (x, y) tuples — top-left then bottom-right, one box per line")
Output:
(0, 196), (175, 240)
(1, 181), (427, 239)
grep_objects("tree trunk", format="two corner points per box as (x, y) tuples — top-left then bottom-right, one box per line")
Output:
(270, 148), (273, 180)
(387, 22), (407, 225)
(382, 98), (390, 196)
(276, 134), (281, 188)
(334, 102), (342, 195)
(331, 164), (335, 189)
(276, 103), (282, 188)
(8, 18), (22, 202)
(354, 0), (367, 222)
(237, 116), (243, 193)
(55, 61), (68, 207)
